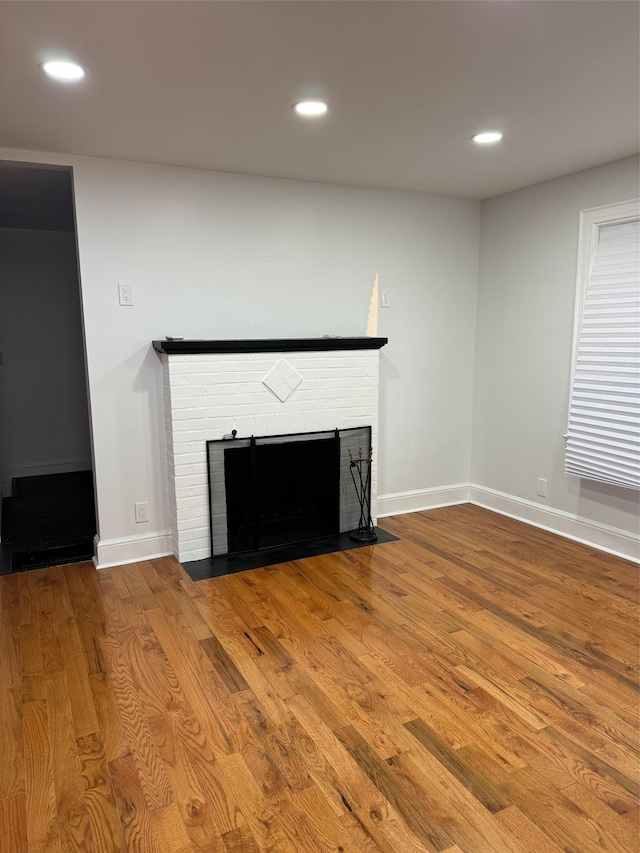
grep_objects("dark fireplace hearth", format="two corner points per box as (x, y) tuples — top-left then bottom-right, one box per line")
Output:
(179, 426), (395, 580)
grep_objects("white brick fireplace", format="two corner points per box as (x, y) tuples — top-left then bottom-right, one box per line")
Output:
(156, 338), (387, 563)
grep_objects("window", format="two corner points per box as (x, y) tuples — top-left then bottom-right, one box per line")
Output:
(565, 199), (640, 490)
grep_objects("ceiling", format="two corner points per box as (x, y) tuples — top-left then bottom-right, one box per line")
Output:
(0, 1), (638, 200)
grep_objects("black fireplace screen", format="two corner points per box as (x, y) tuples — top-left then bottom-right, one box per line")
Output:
(207, 426), (372, 556)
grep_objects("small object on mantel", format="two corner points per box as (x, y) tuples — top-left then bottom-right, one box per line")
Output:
(222, 430), (238, 440)
(165, 336), (184, 341)
(322, 335), (342, 338)
(366, 273), (379, 337)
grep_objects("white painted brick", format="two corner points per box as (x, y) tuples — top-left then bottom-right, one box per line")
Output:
(201, 419), (225, 434)
(176, 496), (207, 510)
(169, 361), (217, 374)
(177, 516), (209, 531)
(162, 346), (382, 562)
(176, 528), (210, 545)
(171, 408), (206, 421)
(180, 548), (209, 562)
(175, 486), (208, 500)
(172, 384), (208, 398)
(170, 374), (190, 386)
(172, 447), (202, 461)
(175, 474), (207, 488)
(174, 463), (206, 477)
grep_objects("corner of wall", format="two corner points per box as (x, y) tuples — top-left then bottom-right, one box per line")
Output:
(93, 531), (172, 570)
(469, 484), (639, 563)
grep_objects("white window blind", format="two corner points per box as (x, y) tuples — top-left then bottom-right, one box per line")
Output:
(565, 213), (640, 490)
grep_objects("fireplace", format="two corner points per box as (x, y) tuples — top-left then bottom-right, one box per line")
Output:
(208, 426), (371, 556)
(154, 337), (387, 564)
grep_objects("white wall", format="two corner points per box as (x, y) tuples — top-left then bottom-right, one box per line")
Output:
(0, 148), (636, 563)
(472, 156), (639, 553)
(0, 149), (481, 558)
(0, 228), (92, 492)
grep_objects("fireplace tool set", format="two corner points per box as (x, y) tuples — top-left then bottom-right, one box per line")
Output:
(348, 447), (377, 543)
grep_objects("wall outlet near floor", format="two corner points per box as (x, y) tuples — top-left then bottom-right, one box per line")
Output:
(537, 478), (547, 498)
(119, 283), (134, 306)
(135, 501), (149, 523)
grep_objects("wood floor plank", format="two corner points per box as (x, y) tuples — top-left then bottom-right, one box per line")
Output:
(0, 795), (28, 853)
(149, 802), (195, 853)
(291, 784), (366, 853)
(145, 608), (236, 757)
(88, 672), (130, 764)
(0, 605), (24, 800)
(221, 820), (261, 853)
(335, 723), (455, 851)
(1, 505), (637, 851)
(216, 752), (297, 853)
(147, 710), (229, 852)
(108, 754), (161, 853)
(561, 781), (640, 853)
(76, 732), (126, 853)
(286, 693), (436, 853)
(24, 700), (61, 853)
(495, 764), (634, 853)
(403, 717), (510, 814)
(493, 804), (565, 853)
(45, 671), (94, 851)
(98, 634), (174, 810)
(64, 565), (106, 676)
(168, 710), (246, 841)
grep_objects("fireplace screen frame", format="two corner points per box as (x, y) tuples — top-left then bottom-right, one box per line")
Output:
(206, 426), (372, 557)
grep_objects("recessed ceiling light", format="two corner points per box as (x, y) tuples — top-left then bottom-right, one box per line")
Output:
(41, 60), (86, 82)
(292, 100), (328, 117)
(472, 131), (503, 145)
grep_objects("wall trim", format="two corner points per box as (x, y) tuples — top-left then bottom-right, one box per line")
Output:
(11, 459), (92, 479)
(377, 484), (470, 517)
(92, 485), (638, 568)
(93, 530), (172, 570)
(469, 484), (639, 563)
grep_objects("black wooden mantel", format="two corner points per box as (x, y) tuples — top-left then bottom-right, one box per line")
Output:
(153, 337), (388, 355)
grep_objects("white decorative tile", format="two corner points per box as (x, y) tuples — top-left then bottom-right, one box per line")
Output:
(262, 359), (303, 402)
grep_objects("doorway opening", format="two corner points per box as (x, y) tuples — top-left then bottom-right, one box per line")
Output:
(0, 162), (96, 573)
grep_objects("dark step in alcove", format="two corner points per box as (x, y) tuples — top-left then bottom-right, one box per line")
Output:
(0, 470), (96, 574)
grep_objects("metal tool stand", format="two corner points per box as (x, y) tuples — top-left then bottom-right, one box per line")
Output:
(349, 448), (377, 543)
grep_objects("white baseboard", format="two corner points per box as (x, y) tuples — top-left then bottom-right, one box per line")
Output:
(11, 459), (92, 479)
(469, 484), (639, 563)
(91, 485), (638, 569)
(377, 484), (470, 517)
(93, 531), (173, 570)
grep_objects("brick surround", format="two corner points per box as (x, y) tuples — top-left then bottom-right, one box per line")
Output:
(160, 348), (382, 562)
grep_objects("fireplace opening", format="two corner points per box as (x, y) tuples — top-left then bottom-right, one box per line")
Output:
(224, 435), (338, 552)
(207, 426), (371, 557)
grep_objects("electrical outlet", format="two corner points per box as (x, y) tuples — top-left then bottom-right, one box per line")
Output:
(119, 283), (134, 306)
(381, 290), (391, 308)
(537, 478), (547, 498)
(135, 502), (149, 523)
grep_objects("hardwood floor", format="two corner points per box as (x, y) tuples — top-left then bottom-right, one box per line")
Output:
(0, 504), (638, 852)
